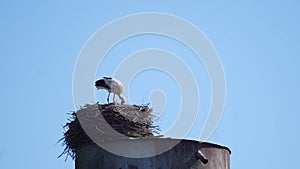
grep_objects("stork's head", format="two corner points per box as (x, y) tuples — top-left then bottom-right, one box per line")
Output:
(119, 94), (126, 104)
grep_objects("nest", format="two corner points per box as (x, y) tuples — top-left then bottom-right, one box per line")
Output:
(58, 103), (160, 160)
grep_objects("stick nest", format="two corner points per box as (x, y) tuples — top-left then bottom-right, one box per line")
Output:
(58, 103), (160, 160)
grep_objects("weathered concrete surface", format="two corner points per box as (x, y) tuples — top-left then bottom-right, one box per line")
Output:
(75, 138), (230, 169)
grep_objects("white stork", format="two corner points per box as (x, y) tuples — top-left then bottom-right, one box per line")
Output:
(95, 77), (126, 104)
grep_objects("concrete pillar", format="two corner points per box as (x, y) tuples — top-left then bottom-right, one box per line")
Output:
(75, 138), (230, 169)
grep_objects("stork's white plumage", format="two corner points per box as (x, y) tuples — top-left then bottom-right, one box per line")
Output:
(95, 77), (126, 104)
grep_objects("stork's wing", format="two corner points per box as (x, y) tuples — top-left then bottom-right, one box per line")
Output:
(95, 79), (111, 90)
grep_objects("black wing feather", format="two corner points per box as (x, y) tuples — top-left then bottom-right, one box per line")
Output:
(95, 79), (111, 90)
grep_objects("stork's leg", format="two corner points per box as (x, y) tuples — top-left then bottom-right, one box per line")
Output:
(113, 94), (116, 102)
(107, 92), (111, 103)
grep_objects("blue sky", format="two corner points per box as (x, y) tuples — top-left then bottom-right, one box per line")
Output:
(1, 1), (300, 169)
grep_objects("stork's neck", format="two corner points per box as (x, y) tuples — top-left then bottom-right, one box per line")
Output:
(119, 94), (126, 104)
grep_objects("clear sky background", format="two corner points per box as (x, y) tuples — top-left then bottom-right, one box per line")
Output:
(1, 1), (299, 169)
